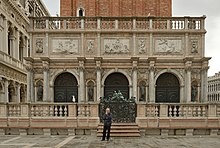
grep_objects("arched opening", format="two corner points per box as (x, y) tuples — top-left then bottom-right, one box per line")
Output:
(104, 72), (129, 99)
(36, 80), (43, 102)
(8, 83), (16, 102)
(54, 72), (78, 103)
(20, 85), (25, 103)
(156, 73), (180, 103)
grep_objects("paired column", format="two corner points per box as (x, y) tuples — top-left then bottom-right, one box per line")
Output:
(95, 57), (102, 102)
(184, 59), (192, 103)
(78, 57), (85, 102)
(131, 57), (139, 100)
(42, 60), (49, 102)
(201, 59), (209, 102)
(16, 83), (21, 103)
(148, 58), (156, 103)
(25, 59), (34, 102)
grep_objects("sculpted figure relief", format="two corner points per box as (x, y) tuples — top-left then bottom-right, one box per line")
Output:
(104, 39), (129, 54)
(138, 39), (147, 53)
(52, 39), (78, 54)
(191, 40), (198, 53)
(155, 39), (182, 53)
(35, 39), (43, 53)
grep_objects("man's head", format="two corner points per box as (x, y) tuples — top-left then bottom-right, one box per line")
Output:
(106, 107), (110, 113)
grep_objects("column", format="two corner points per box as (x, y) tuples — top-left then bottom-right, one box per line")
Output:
(133, 33), (136, 56)
(26, 61), (34, 102)
(3, 17), (8, 53)
(149, 67), (155, 102)
(4, 79), (9, 103)
(131, 57), (138, 100)
(185, 68), (191, 103)
(148, 59), (156, 103)
(15, 29), (20, 60)
(78, 58), (85, 102)
(201, 67), (208, 102)
(95, 57), (102, 102)
(42, 61), (49, 102)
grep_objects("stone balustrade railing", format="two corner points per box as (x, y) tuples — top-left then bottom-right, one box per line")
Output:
(0, 50), (25, 71)
(0, 103), (99, 118)
(29, 16), (206, 31)
(137, 103), (220, 118)
(1, 102), (219, 118)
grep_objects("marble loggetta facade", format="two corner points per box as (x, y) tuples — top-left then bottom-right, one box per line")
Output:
(26, 16), (210, 104)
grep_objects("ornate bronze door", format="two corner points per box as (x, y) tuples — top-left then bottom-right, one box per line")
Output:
(100, 73), (136, 123)
(54, 72), (78, 102)
(156, 73), (180, 103)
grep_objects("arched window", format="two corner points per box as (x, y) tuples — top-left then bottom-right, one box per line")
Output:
(77, 8), (85, 17)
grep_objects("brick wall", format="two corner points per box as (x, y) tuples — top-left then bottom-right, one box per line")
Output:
(60, 0), (172, 17)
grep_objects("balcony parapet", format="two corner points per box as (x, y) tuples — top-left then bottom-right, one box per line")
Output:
(0, 51), (26, 72)
(29, 16), (206, 32)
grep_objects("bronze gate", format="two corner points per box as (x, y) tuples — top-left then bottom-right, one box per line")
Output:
(99, 95), (136, 123)
(156, 73), (180, 103)
(54, 72), (78, 102)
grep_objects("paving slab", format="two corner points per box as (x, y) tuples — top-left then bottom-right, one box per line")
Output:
(0, 135), (219, 148)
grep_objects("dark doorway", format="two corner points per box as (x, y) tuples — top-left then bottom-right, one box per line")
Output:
(156, 73), (180, 103)
(54, 72), (78, 102)
(104, 73), (129, 99)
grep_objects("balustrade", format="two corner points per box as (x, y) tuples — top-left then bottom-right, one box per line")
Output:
(30, 16), (205, 31)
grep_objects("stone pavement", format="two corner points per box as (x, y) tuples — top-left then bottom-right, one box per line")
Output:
(0, 135), (219, 148)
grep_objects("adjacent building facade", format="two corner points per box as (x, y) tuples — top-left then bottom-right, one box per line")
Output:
(208, 72), (220, 102)
(1, 0), (219, 136)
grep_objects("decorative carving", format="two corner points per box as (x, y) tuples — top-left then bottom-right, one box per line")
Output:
(191, 40), (198, 53)
(104, 39), (130, 54)
(87, 40), (95, 53)
(155, 39), (182, 53)
(35, 38), (43, 53)
(36, 80), (43, 101)
(52, 39), (78, 54)
(138, 39), (147, 53)
(139, 81), (146, 101)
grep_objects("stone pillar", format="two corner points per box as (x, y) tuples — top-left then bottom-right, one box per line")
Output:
(42, 60), (49, 102)
(184, 58), (192, 103)
(95, 58), (102, 102)
(9, 34), (15, 57)
(25, 59), (34, 102)
(201, 59), (210, 103)
(78, 58), (85, 102)
(4, 79), (9, 103)
(148, 58), (156, 103)
(131, 58), (138, 99)
(15, 29), (20, 60)
(3, 17), (8, 53)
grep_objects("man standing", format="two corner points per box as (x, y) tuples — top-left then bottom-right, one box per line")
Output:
(101, 107), (112, 141)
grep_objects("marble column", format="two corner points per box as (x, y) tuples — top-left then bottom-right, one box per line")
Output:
(149, 67), (155, 103)
(96, 68), (101, 102)
(201, 67), (208, 102)
(26, 62), (34, 102)
(3, 17), (8, 53)
(4, 79), (9, 103)
(132, 67), (138, 100)
(78, 59), (85, 102)
(15, 29), (20, 60)
(43, 61), (49, 102)
(185, 68), (192, 103)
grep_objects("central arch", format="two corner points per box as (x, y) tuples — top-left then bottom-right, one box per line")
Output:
(54, 72), (78, 102)
(156, 73), (180, 103)
(104, 72), (129, 99)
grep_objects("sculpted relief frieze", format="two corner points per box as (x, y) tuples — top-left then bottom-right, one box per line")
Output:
(155, 39), (182, 53)
(104, 39), (130, 54)
(52, 38), (79, 54)
(138, 39), (147, 54)
(35, 38), (44, 53)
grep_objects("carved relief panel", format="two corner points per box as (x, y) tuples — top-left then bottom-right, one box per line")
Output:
(103, 38), (130, 55)
(154, 38), (183, 54)
(137, 38), (148, 54)
(51, 38), (79, 54)
(189, 35), (202, 56)
(35, 38), (44, 53)
(84, 39), (96, 54)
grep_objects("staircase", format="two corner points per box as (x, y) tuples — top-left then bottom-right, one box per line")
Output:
(97, 123), (140, 137)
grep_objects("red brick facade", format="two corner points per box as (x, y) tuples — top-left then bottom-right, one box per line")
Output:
(60, 0), (172, 17)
